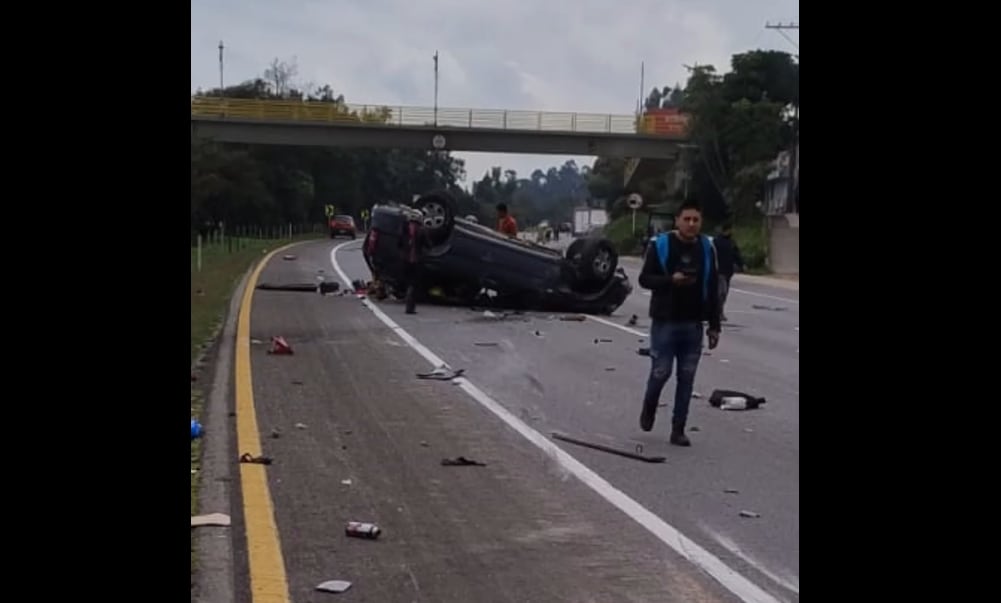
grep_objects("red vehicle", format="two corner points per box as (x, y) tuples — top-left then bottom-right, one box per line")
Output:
(329, 215), (357, 239)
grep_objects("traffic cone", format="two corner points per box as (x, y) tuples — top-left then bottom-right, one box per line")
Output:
(268, 336), (294, 355)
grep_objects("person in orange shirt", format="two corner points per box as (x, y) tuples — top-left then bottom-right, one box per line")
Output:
(496, 203), (518, 237)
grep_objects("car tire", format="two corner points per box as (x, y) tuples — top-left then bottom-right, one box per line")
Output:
(413, 191), (456, 245)
(573, 238), (618, 284)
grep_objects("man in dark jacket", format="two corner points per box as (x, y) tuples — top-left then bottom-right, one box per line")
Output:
(712, 223), (745, 321)
(638, 200), (722, 446)
(399, 212), (431, 314)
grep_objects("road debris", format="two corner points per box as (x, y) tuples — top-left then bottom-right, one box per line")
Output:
(191, 513), (231, 528)
(291, 380), (304, 385)
(692, 391), (704, 399)
(724, 488), (740, 494)
(417, 366), (465, 380)
(708, 389), (766, 410)
(315, 580), (352, 594)
(267, 336), (294, 355)
(638, 347), (651, 357)
(690, 426), (701, 432)
(627, 314), (638, 326)
(256, 282), (340, 294)
(420, 441), (429, 447)
(191, 419), (203, 440)
(239, 453), (273, 465)
(605, 367), (616, 371)
(341, 479), (352, 486)
(441, 456), (487, 466)
(752, 304), (787, 312)
(250, 338), (264, 345)
(552, 431), (666, 463)
(345, 521), (382, 539)
(295, 422), (307, 430)
(533, 330), (543, 337)
(474, 342), (500, 347)
(282, 254), (297, 261)
(593, 338), (613, 344)
(559, 314), (587, 321)
(739, 510), (761, 519)
(270, 429), (281, 439)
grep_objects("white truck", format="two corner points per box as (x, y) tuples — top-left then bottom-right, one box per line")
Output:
(573, 207), (608, 236)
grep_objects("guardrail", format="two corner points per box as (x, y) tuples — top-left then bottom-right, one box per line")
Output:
(191, 97), (687, 138)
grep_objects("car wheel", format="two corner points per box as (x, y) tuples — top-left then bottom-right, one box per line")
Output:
(575, 238), (618, 284)
(413, 191), (456, 244)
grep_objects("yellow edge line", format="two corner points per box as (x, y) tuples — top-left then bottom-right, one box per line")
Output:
(235, 242), (302, 603)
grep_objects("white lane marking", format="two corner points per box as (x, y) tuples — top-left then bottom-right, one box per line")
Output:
(730, 288), (799, 305)
(639, 288), (797, 306)
(702, 524), (800, 597)
(330, 241), (781, 603)
(585, 315), (648, 338)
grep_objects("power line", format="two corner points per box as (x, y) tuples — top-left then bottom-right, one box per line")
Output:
(765, 22), (799, 51)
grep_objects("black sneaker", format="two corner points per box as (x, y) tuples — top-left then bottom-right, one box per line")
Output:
(640, 408), (655, 431)
(669, 430), (691, 447)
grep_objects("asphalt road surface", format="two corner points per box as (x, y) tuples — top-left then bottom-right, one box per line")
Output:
(235, 239), (799, 603)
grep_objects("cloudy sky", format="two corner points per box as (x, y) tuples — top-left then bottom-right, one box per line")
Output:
(191, 0), (797, 189)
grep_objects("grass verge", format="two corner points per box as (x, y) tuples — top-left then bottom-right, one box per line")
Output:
(190, 234), (320, 579)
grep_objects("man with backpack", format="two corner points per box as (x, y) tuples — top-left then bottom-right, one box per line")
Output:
(637, 200), (722, 446)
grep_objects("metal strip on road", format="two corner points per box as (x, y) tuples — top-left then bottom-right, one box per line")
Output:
(330, 240), (783, 603)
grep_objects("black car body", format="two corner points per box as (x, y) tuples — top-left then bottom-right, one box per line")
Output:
(362, 192), (632, 314)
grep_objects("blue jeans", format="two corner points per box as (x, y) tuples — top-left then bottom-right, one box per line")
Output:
(642, 321), (704, 427)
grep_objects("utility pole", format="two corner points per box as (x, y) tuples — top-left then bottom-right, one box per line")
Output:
(765, 22), (799, 212)
(218, 41), (225, 96)
(433, 50), (439, 127)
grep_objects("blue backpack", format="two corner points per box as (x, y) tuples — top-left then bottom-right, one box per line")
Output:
(652, 232), (715, 302)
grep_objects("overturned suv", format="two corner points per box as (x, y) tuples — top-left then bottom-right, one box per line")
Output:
(361, 191), (632, 314)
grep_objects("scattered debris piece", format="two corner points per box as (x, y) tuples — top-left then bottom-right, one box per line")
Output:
(417, 366), (465, 380)
(191, 419), (203, 440)
(191, 513), (231, 528)
(533, 330), (543, 337)
(552, 431), (666, 463)
(658, 402), (667, 407)
(627, 314), (638, 326)
(256, 282), (340, 294)
(282, 254), (297, 261)
(420, 441), (429, 447)
(719, 359), (729, 363)
(692, 391), (704, 399)
(559, 314), (586, 321)
(638, 347), (651, 357)
(291, 380), (304, 385)
(341, 479), (352, 486)
(752, 304), (787, 312)
(267, 336), (294, 355)
(739, 510), (761, 519)
(690, 426), (701, 432)
(345, 521), (382, 539)
(343, 430), (353, 435)
(441, 456), (487, 467)
(295, 422), (307, 430)
(604, 367), (616, 371)
(744, 428), (754, 433)
(315, 580), (352, 594)
(250, 338), (264, 345)
(474, 342), (500, 347)
(593, 338), (613, 344)
(351, 279), (367, 293)
(724, 488), (740, 494)
(708, 390), (766, 410)
(270, 429), (281, 439)
(239, 453), (273, 465)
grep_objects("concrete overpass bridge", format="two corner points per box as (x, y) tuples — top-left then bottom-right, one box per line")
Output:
(190, 97), (688, 159)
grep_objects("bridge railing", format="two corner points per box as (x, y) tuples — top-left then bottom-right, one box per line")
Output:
(191, 97), (687, 138)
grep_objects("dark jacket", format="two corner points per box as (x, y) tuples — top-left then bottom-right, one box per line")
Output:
(712, 234), (744, 277)
(638, 232), (721, 332)
(399, 220), (431, 265)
